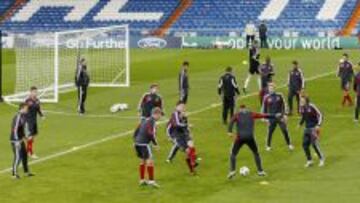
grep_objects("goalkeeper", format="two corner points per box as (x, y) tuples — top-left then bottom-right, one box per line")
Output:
(75, 58), (90, 115)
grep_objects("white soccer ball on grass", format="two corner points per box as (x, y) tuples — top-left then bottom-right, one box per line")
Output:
(239, 166), (250, 176)
(110, 103), (129, 113)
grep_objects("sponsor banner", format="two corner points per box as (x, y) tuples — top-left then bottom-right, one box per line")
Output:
(131, 36), (182, 49)
(183, 36), (360, 50)
(64, 38), (126, 49)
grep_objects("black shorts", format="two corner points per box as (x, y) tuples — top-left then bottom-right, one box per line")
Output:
(174, 133), (192, 151)
(341, 79), (351, 91)
(134, 145), (152, 160)
(27, 122), (38, 136)
(249, 63), (260, 75)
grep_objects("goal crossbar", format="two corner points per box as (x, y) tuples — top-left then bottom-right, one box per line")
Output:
(4, 25), (130, 103)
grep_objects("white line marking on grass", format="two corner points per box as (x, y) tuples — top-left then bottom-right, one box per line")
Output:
(44, 110), (139, 120)
(190, 114), (355, 121)
(0, 71), (336, 175)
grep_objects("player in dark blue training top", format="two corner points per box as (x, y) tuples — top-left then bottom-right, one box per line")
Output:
(287, 60), (305, 115)
(25, 86), (44, 159)
(179, 61), (190, 104)
(298, 96), (325, 168)
(262, 83), (294, 151)
(134, 107), (163, 187)
(166, 101), (199, 175)
(138, 84), (164, 119)
(218, 66), (240, 124)
(337, 53), (354, 107)
(353, 62), (360, 122)
(259, 56), (274, 104)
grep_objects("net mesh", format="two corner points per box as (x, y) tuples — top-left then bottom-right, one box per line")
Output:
(5, 25), (129, 102)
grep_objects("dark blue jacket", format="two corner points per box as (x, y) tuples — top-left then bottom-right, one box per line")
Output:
(299, 103), (323, 128)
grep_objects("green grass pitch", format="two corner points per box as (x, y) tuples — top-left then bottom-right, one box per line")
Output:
(1, 48), (360, 203)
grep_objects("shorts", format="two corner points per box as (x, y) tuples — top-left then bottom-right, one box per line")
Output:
(249, 63), (260, 75)
(134, 144), (152, 160)
(174, 132), (192, 151)
(27, 122), (38, 136)
(341, 79), (351, 91)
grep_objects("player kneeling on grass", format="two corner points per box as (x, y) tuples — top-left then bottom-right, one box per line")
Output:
(166, 101), (198, 175)
(298, 96), (325, 167)
(25, 86), (45, 159)
(10, 103), (35, 179)
(134, 107), (163, 187)
(227, 104), (280, 179)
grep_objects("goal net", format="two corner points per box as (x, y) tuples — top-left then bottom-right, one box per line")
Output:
(4, 25), (130, 103)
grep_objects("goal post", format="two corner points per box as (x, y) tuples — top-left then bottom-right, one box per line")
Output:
(4, 25), (130, 103)
(0, 30), (3, 103)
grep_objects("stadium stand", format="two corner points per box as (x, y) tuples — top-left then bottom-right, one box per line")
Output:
(0, 0), (15, 22)
(0, 0), (179, 35)
(0, 0), (358, 36)
(172, 0), (358, 36)
(342, 2), (360, 35)
(0, 0), (13, 15)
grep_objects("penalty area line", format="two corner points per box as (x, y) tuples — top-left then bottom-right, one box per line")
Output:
(0, 71), (335, 175)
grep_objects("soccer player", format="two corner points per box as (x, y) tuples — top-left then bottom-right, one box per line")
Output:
(258, 21), (268, 48)
(75, 58), (90, 115)
(298, 96), (325, 167)
(179, 61), (190, 104)
(138, 84), (164, 119)
(245, 21), (256, 48)
(243, 40), (261, 93)
(10, 103), (34, 179)
(134, 107), (163, 187)
(218, 66), (240, 124)
(259, 56), (274, 104)
(227, 104), (280, 179)
(25, 86), (45, 159)
(287, 60), (305, 115)
(262, 83), (294, 151)
(353, 62), (360, 122)
(337, 53), (354, 107)
(166, 101), (198, 174)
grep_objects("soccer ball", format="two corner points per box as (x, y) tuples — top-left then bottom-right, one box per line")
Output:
(110, 103), (129, 113)
(239, 166), (250, 176)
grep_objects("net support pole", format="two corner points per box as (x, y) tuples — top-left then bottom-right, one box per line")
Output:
(0, 30), (3, 103)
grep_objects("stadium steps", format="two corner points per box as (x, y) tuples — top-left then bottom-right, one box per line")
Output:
(258, 0), (289, 20)
(153, 0), (192, 37)
(316, 0), (347, 20)
(0, 0), (25, 24)
(341, 0), (360, 36)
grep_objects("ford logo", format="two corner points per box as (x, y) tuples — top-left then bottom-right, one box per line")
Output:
(138, 37), (167, 49)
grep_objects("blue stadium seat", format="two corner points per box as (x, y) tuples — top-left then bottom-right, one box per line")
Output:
(0, 0), (14, 16)
(0, 0), (357, 36)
